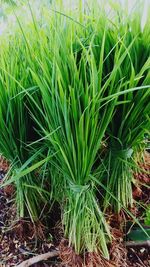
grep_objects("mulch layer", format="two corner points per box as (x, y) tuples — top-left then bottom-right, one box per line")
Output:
(0, 153), (150, 267)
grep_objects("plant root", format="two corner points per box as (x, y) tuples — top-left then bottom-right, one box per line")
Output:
(59, 239), (83, 266)
(110, 241), (128, 267)
(59, 239), (116, 267)
(85, 252), (115, 267)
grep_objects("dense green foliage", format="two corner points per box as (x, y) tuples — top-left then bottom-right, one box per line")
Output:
(0, 0), (149, 260)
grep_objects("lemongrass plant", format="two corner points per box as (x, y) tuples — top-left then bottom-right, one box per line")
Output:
(27, 19), (112, 259)
(22, 1), (150, 258)
(0, 0), (149, 260)
(98, 7), (150, 213)
(0, 33), (49, 221)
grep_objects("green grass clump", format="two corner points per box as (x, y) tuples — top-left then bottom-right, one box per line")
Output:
(0, 34), (49, 221)
(99, 9), (150, 213)
(0, 0), (149, 261)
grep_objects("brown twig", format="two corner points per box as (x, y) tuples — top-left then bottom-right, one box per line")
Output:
(125, 240), (150, 248)
(17, 250), (59, 267)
